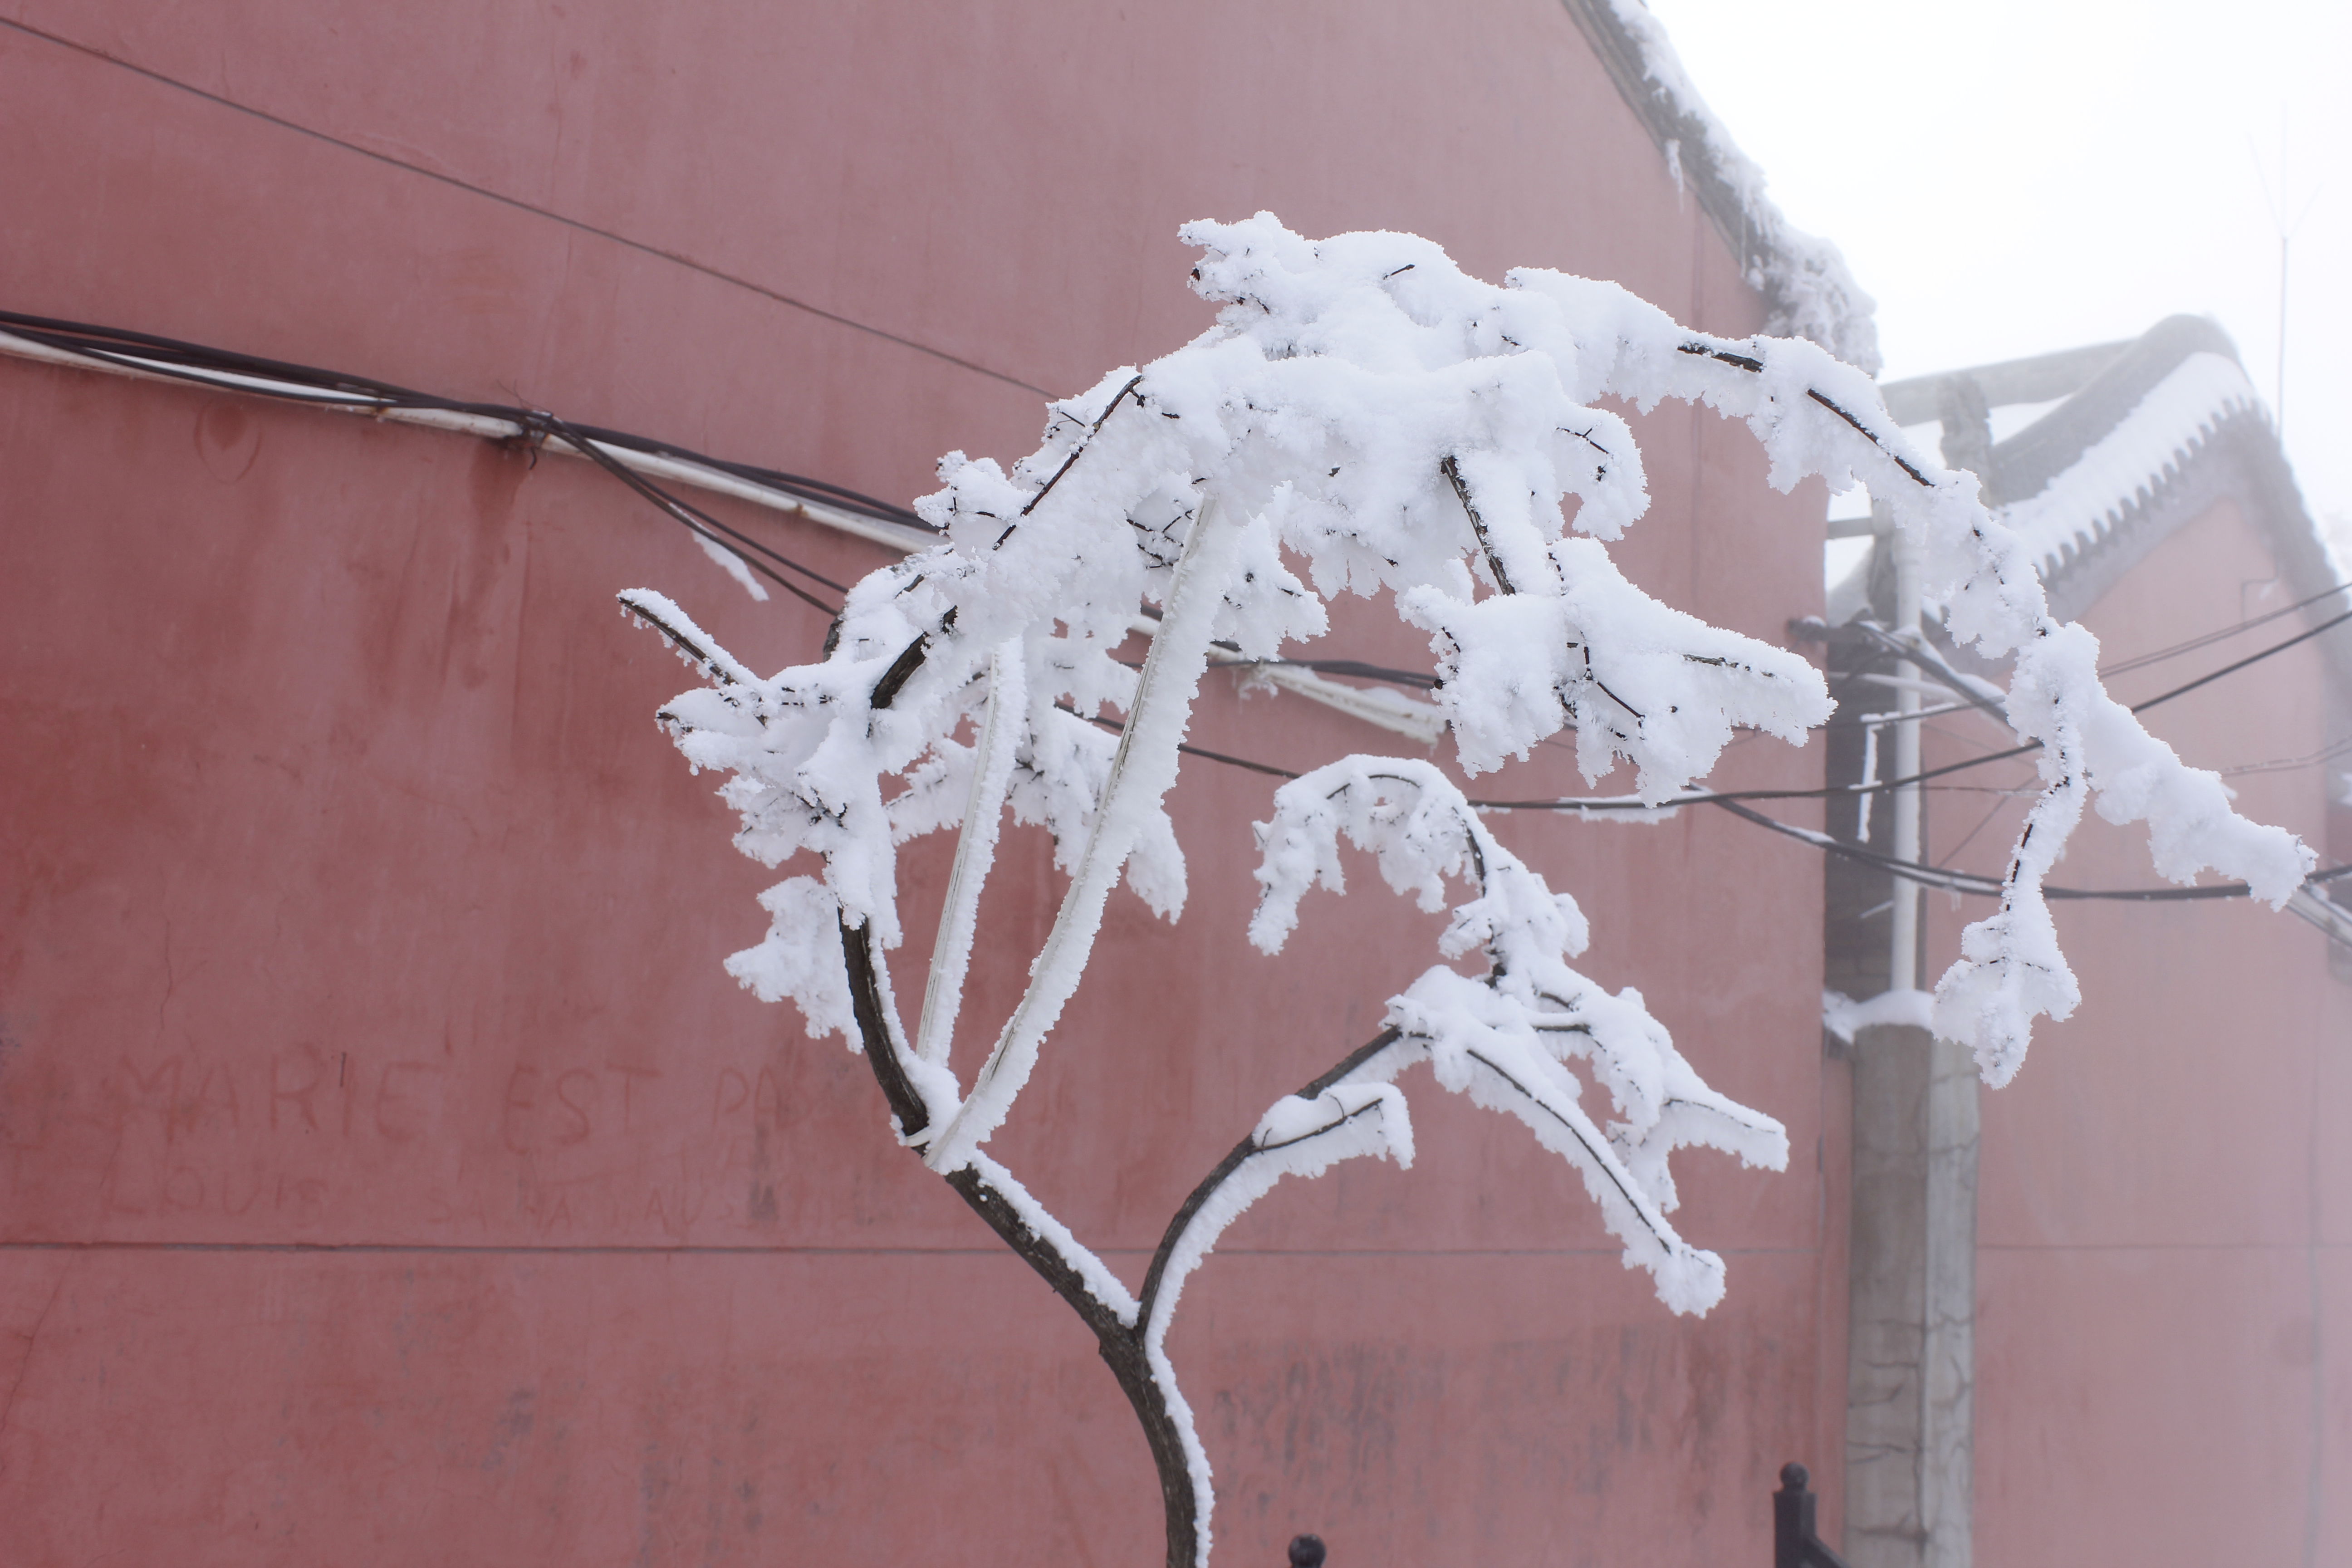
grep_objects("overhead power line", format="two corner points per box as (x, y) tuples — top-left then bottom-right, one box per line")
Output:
(1058, 711), (2352, 909)
(2100, 577), (2352, 677)
(1707, 794), (2352, 905)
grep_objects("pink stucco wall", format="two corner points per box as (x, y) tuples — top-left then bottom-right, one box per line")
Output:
(1919, 498), (2351, 1565)
(0, 5), (1845, 1563)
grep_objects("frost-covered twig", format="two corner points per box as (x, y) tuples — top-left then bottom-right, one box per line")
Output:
(1250, 758), (1787, 1312)
(915, 640), (1024, 1066)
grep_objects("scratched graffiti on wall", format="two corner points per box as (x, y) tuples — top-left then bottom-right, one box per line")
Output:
(0, 1034), (868, 1245)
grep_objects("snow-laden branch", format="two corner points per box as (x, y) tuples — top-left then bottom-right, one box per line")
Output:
(633, 214), (2304, 1089)
(923, 499), (1240, 1171)
(1497, 287), (2311, 1081)
(1251, 757), (1787, 1313)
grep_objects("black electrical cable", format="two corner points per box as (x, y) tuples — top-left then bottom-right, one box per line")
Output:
(1707, 794), (2352, 904)
(2100, 578), (2352, 678)
(0, 307), (932, 529)
(2123, 603), (2352, 715)
(1070, 707), (1304, 781)
(1071, 697), (2350, 907)
(1082, 705), (2352, 906)
(1478, 602), (2352, 813)
(527, 410), (846, 616)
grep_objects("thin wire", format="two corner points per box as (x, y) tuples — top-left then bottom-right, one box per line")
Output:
(1710, 794), (2352, 904)
(1482, 603), (2352, 813)
(2125, 603), (2352, 713)
(1069, 706), (1302, 780)
(1930, 792), (2016, 872)
(527, 412), (847, 615)
(1823, 576), (2352, 728)
(2100, 578), (2351, 677)
(1076, 705), (2352, 906)
(2219, 733), (2352, 779)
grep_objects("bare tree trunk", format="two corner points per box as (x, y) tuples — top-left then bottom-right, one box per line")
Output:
(842, 916), (1397, 1568)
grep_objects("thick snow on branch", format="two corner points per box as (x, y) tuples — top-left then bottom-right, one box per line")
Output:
(922, 503), (1242, 1172)
(1251, 758), (1787, 1314)
(631, 208), (2306, 1148)
(915, 640), (1026, 1066)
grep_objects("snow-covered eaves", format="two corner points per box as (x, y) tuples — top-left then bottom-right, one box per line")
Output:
(1837, 316), (2345, 702)
(1998, 348), (2262, 586)
(1561, 0), (1881, 373)
(1967, 317), (2329, 628)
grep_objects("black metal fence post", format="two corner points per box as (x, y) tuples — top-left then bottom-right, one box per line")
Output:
(1774, 1462), (1852, 1568)
(1287, 1534), (1326, 1568)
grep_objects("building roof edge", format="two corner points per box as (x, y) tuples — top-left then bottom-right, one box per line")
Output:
(1560, 0), (1882, 373)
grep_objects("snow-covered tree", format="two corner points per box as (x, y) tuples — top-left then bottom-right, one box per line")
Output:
(621, 215), (2309, 1567)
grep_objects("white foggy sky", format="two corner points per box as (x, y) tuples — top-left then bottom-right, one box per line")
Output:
(1644, 0), (2351, 533)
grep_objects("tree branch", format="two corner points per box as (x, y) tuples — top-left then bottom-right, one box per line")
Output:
(1441, 454), (1518, 594)
(838, 913), (1201, 1567)
(1137, 1027), (1404, 1324)
(925, 496), (1238, 1172)
(840, 917), (933, 1138)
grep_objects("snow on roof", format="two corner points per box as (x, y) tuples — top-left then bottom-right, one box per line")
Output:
(2000, 351), (2262, 580)
(1823, 317), (2340, 679)
(1565, 0), (1881, 372)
